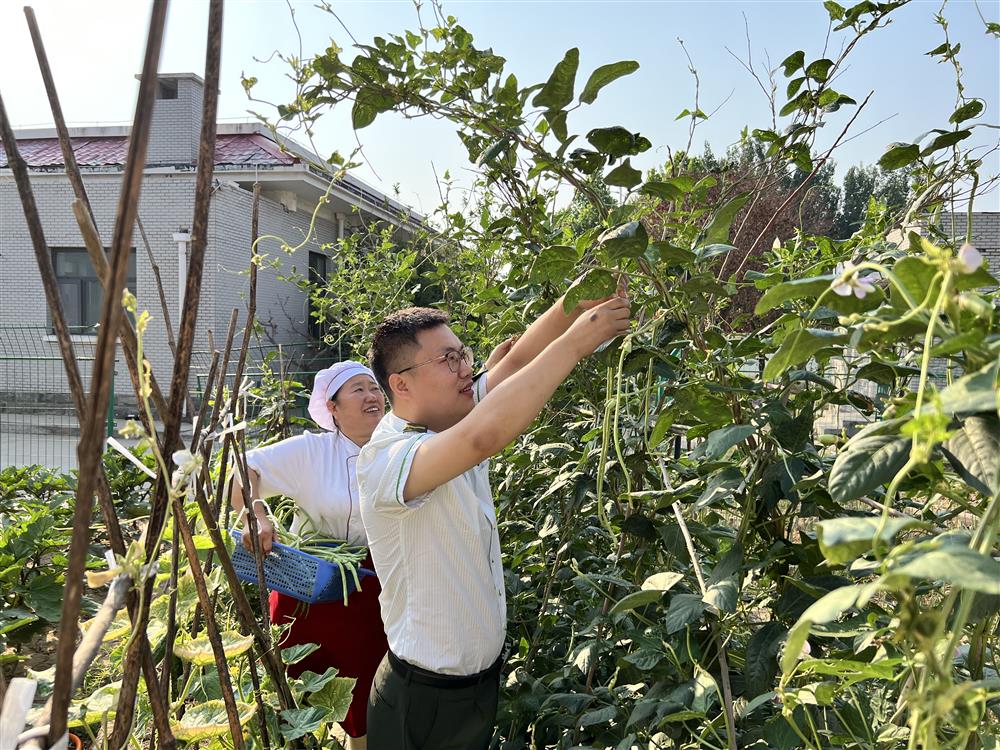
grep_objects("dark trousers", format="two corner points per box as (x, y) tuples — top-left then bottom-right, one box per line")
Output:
(367, 652), (500, 749)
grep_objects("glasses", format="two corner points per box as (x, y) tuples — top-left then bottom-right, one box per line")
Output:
(395, 346), (474, 375)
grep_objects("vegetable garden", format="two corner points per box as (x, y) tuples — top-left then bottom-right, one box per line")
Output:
(2, 0), (999, 748)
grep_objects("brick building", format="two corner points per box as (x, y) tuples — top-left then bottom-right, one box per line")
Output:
(933, 211), (1000, 268)
(0, 72), (420, 402)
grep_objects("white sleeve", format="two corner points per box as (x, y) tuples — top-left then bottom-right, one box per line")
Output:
(357, 432), (432, 512)
(473, 371), (488, 403)
(244, 435), (312, 501)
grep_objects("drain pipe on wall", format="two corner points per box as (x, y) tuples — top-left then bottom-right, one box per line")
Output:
(173, 231), (191, 316)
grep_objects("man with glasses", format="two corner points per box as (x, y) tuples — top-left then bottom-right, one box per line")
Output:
(358, 293), (630, 749)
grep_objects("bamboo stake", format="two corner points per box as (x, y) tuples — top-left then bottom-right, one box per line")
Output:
(114, 4), (224, 743)
(24, 6), (169, 422)
(171, 495), (247, 748)
(136, 215), (179, 357)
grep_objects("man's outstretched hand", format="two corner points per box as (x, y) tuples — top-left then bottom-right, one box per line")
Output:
(566, 295), (631, 358)
(484, 335), (520, 370)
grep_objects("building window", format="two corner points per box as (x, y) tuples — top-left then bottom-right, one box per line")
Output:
(157, 79), (178, 100)
(53, 248), (136, 331)
(308, 251), (329, 341)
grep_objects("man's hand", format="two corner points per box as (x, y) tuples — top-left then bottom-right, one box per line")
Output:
(484, 335), (519, 370)
(565, 295), (631, 357)
(573, 276), (629, 312)
(242, 511), (275, 555)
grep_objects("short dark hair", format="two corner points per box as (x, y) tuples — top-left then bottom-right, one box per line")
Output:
(368, 307), (450, 398)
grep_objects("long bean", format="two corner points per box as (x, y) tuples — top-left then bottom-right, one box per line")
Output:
(253, 500), (368, 603)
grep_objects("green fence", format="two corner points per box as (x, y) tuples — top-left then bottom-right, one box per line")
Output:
(0, 325), (116, 472)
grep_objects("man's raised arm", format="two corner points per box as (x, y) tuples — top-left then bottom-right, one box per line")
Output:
(402, 295), (630, 501)
(486, 285), (622, 389)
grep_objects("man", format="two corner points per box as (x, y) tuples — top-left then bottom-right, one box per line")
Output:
(357, 290), (630, 749)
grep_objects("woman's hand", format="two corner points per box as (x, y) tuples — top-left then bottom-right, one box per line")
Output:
(242, 511), (275, 555)
(484, 335), (520, 370)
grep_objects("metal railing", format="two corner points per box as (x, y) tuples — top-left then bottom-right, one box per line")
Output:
(0, 324), (115, 471)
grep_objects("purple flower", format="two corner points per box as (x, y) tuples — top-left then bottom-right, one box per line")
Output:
(832, 261), (879, 299)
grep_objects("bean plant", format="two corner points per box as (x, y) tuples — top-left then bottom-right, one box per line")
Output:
(244, 0), (1000, 747)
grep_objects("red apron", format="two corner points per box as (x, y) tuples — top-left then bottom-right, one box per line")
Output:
(269, 553), (387, 738)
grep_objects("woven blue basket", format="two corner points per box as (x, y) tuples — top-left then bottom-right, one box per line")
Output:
(230, 529), (374, 604)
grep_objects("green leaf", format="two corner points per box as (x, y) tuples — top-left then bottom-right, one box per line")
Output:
(563, 269), (616, 313)
(805, 58), (834, 82)
(782, 584), (874, 674)
(597, 220), (648, 259)
(648, 409), (674, 450)
(943, 414), (1000, 495)
(703, 578), (738, 614)
(950, 99), (984, 123)
(307, 675), (356, 723)
(67, 681), (121, 728)
(530, 245), (578, 284)
(281, 642), (321, 665)
(174, 631), (254, 666)
(640, 181), (685, 202)
(610, 590), (664, 616)
(665, 593), (706, 633)
(879, 142), (920, 171)
(817, 516), (925, 565)
(891, 255), (938, 307)
(691, 666), (720, 714)
(641, 571), (685, 592)
(938, 360), (1000, 416)
(828, 434), (910, 504)
(694, 466), (742, 510)
(172, 700), (256, 742)
(280, 706), (331, 742)
(745, 622), (787, 698)
(544, 109), (568, 142)
(649, 242), (695, 267)
(605, 158), (642, 189)
(579, 60), (639, 104)
(701, 193), (749, 246)
(755, 275), (836, 314)
(856, 359), (921, 385)
(25, 575), (64, 623)
(891, 546), (1000, 595)
(691, 424), (755, 460)
(586, 126), (651, 159)
(295, 667), (339, 696)
(824, 1), (846, 20)
(351, 98), (377, 130)
(533, 48), (579, 112)
(781, 50), (805, 77)
(694, 244), (735, 263)
(578, 704), (617, 728)
(476, 139), (510, 166)
(921, 129), (971, 155)
(763, 328), (846, 381)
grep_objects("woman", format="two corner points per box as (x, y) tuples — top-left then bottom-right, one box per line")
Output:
(231, 360), (387, 749)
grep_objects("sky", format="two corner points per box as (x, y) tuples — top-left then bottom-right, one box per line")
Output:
(1, 0), (998, 213)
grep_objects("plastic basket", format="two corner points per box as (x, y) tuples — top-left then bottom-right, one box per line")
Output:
(230, 529), (374, 604)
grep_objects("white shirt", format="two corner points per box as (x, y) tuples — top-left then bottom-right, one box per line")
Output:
(357, 375), (505, 676)
(245, 430), (367, 546)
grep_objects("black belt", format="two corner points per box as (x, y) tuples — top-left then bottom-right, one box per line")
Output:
(387, 649), (503, 690)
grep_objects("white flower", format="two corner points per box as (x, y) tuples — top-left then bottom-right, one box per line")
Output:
(171, 448), (202, 487)
(832, 261), (879, 299)
(957, 243), (983, 274)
